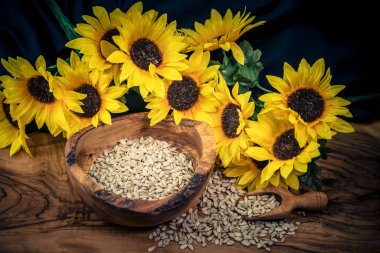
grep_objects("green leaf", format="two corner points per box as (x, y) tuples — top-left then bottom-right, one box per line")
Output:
(238, 85), (250, 94)
(318, 139), (332, 160)
(299, 161), (322, 191)
(118, 94), (126, 104)
(345, 93), (380, 103)
(219, 57), (239, 87)
(117, 88), (147, 115)
(223, 51), (230, 66)
(47, 0), (78, 41)
(252, 49), (263, 63)
(239, 40), (255, 65)
(249, 102), (264, 121)
(209, 60), (221, 66)
(239, 40), (263, 65)
(218, 41), (264, 91)
(233, 62), (263, 88)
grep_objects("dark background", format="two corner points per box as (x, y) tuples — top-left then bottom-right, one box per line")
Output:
(0, 0), (378, 120)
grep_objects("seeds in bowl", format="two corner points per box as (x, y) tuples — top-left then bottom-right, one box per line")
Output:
(88, 136), (194, 200)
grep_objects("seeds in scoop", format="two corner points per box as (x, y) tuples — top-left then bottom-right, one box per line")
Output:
(236, 195), (280, 218)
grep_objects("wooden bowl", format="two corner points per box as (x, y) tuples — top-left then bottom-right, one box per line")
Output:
(64, 112), (216, 227)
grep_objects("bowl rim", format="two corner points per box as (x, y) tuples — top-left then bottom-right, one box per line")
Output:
(64, 112), (216, 215)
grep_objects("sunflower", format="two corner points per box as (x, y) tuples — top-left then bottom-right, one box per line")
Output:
(0, 55), (84, 136)
(260, 58), (354, 147)
(0, 91), (32, 157)
(210, 74), (255, 167)
(244, 112), (320, 189)
(56, 51), (128, 137)
(145, 50), (219, 126)
(181, 9), (265, 65)
(223, 155), (303, 191)
(106, 7), (188, 98)
(66, 3), (146, 85)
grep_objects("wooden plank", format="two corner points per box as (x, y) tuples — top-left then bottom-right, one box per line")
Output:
(0, 122), (380, 252)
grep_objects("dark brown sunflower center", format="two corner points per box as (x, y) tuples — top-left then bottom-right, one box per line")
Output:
(287, 88), (324, 123)
(167, 76), (199, 111)
(74, 84), (101, 118)
(2, 99), (18, 129)
(221, 103), (241, 138)
(27, 76), (55, 103)
(100, 28), (120, 48)
(130, 38), (162, 70)
(273, 129), (302, 160)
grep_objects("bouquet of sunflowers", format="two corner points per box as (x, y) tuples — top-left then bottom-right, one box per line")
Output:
(0, 1), (354, 191)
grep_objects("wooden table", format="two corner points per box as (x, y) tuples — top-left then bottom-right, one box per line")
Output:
(1, 121), (379, 253)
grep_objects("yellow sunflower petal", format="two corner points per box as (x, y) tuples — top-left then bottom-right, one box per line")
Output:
(107, 51), (129, 63)
(280, 164), (293, 179)
(331, 117), (355, 133)
(315, 122), (332, 139)
(93, 6), (111, 29)
(269, 172), (280, 186)
(223, 166), (248, 177)
(296, 151), (311, 163)
(238, 170), (258, 185)
(219, 42), (231, 51)
(259, 93), (284, 103)
(230, 42), (244, 65)
(245, 146), (272, 161)
(266, 75), (289, 93)
(326, 85), (346, 98)
(156, 67), (182, 80)
(304, 141), (319, 152)
(35, 55), (46, 71)
(261, 160), (284, 182)
(99, 110), (112, 125)
(148, 106), (170, 126)
(286, 173), (300, 190)
(297, 59), (311, 88)
(149, 63), (157, 76)
(91, 114), (99, 127)
(294, 123), (307, 148)
(9, 140), (22, 157)
(100, 40), (118, 58)
(172, 110), (183, 125)
(105, 86), (128, 99)
(189, 48), (204, 64)
(294, 160), (308, 173)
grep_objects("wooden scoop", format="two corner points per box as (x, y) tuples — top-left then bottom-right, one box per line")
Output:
(240, 187), (328, 221)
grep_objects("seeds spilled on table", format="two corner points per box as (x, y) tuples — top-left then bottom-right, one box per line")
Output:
(147, 170), (299, 251)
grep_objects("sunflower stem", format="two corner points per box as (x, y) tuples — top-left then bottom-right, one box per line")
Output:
(345, 93), (380, 103)
(46, 0), (78, 41)
(256, 83), (274, 93)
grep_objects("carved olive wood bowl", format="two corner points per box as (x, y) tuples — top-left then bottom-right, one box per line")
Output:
(64, 112), (216, 227)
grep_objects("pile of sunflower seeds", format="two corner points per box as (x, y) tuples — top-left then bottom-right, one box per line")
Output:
(236, 195), (280, 218)
(147, 170), (299, 252)
(88, 136), (194, 200)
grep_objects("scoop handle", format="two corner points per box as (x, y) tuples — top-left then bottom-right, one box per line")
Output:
(294, 191), (328, 211)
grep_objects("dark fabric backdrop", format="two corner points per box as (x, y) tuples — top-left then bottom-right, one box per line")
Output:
(0, 0), (378, 120)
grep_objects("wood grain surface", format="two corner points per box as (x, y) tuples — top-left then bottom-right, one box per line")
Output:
(0, 121), (380, 253)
